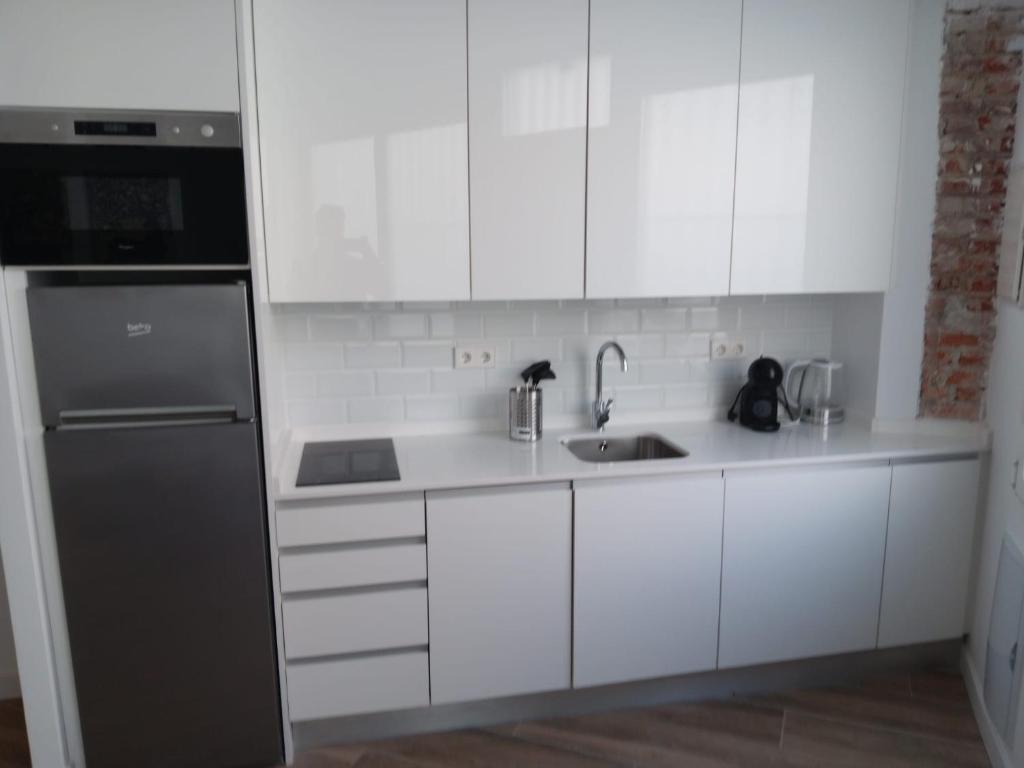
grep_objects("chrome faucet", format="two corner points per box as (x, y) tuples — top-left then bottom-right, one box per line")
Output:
(592, 341), (628, 431)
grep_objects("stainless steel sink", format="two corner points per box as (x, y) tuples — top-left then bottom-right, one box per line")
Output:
(564, 433), (688, 463)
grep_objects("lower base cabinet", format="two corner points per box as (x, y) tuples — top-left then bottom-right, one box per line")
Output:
(573, 473), (724, 687)
(426, 483), (572, 704)
(878, 458), (981, 647)
(719, 463), (891, 668)
(287, 651), (430, 722)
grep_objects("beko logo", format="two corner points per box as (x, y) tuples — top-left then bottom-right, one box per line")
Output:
(126, 322), (152, 338)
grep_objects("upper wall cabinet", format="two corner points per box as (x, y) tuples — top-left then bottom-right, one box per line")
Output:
(585, 0), (742, 298)
(254, 0), (470, 302)
(730, 0), (910, 295)
(468, 0), (588, 300)
(0, 1), (239, 111)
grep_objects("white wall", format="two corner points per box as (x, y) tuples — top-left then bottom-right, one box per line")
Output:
(270, 295), (836, 435)
(875, 0), (944, 424)
(966, 301), (1024, 761)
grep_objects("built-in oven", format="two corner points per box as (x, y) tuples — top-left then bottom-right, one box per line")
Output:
(0, 108), (248, 268)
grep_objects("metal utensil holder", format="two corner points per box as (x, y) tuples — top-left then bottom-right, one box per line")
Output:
(509, 386), (542, 442)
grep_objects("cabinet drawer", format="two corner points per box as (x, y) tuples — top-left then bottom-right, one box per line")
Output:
(282, 587), (427, 660)
(287, 651), (430, 722)
(276, 493), (424, 547)
(280, 543), (426, 593)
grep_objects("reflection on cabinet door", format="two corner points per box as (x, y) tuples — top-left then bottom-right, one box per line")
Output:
(730, 0), (910, 294)
(468, 0), (588, 299)
(254, 0), (470, 302)
(427, 484), (572, 704)
(574, 474), (723, 688)
(879, 459), (980, 647)
(719, 463), (890, 668)
(586, 0), (741, 298)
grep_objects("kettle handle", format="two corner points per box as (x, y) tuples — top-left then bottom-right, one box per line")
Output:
(784, 360), (811, 403)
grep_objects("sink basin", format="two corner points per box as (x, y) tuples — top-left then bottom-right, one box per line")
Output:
(564, 433), (688, 463)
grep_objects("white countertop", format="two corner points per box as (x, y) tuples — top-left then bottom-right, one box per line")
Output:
(273, 420), (987, 502)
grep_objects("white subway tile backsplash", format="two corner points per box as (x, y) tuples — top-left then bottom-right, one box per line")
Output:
(690, 305), (738, 331)
(738, 302), (786, 331)
(406, 394), (460, 421)
(430, 312), (483, 339)
(317, 371), (374, 397)
(615, 334), (665, 359)
(402, 341), (454, 368)
(610, 386), (663, 410)
(344, 342), (402, 369)
(640, 360), (690, 386)
(273, 313), (310, 343)
(348, 397), (404, 423)
(484, 312), (534, 337)
(665, 333), (711, 358)
(535, 311), (587, 336)
(511, 338), (562, 363)
(664, 383), (709, 409)
(458, 392), (505, 420)
(431, 369), (486, 393)
(288, 398), (347, 426)
(284, 372), (316, 399)
(640, 307), (688, 332)
(309, 314), (371, 341)
(589, 309), (639, 335)
(285, 343), (344, 371)
(376, 370), (431, 396)
(274, 296), (834, 429)
(372, 313), (427, 339)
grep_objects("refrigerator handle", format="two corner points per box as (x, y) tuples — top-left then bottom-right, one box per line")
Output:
(56, 405), (240, 430)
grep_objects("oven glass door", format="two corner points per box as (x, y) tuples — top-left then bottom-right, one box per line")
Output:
(0, 144), (248, 267)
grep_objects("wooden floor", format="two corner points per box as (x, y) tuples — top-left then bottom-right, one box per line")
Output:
(291, 667), (990, 768)
(0, 667), (991, 766)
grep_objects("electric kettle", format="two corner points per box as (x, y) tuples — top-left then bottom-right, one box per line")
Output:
(784, 359), (846, 426)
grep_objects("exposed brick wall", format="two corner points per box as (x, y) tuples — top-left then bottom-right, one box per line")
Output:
(921, 5), (1024, 420)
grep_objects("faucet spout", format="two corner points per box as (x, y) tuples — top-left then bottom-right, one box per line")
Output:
(593, 341), (628, 431)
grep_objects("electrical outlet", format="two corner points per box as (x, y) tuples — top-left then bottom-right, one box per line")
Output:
(454, 344), (496, 369)
(709, 333), (747, 360)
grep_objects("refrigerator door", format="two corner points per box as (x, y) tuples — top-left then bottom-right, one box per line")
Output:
(27, 283), (255, 426)
(44, 422), (282, 768)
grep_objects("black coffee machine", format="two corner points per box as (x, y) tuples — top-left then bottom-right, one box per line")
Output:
(728, 357), (794, 432)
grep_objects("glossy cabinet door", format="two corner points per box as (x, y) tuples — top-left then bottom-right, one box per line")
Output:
(719, 464), (890, 668)
(426, 484), (572, 704)
(254, 0), (470, 302)
(0, 0), (238, 111)
(573, 474), (723, 688)
(468, 0), (587, 299)
(585, 0), (741, 298)
(730, 0), (910, 294)
(878, 459), (980, 647)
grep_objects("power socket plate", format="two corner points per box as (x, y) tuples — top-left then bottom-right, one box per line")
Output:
(454, 344), (496, 369)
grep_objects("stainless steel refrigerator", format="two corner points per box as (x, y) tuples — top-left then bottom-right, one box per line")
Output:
(28, 283), (283, 768)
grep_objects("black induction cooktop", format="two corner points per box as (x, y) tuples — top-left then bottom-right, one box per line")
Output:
(296, 438), (401, 487)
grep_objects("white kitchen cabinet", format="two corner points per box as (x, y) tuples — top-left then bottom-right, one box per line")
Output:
(585, 0), (741, 298)
(573, 474), (723, 688)
(468, 0), (587, 299)
(254, 0), (470, 302)
(730, 0), (910, 294)
(0, 1), (237, 111)
(426, 483), (572, 704)
(878, 459), (981, 648)
(719, 463), (891, 668)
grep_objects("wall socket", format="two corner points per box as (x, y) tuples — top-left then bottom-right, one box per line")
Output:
(454, 344), (497, 369)
(710, 333), (747, 360)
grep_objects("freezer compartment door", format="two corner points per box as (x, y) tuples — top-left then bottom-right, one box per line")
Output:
(28, 283), (256, 426)
(44, 422), (282, 768)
